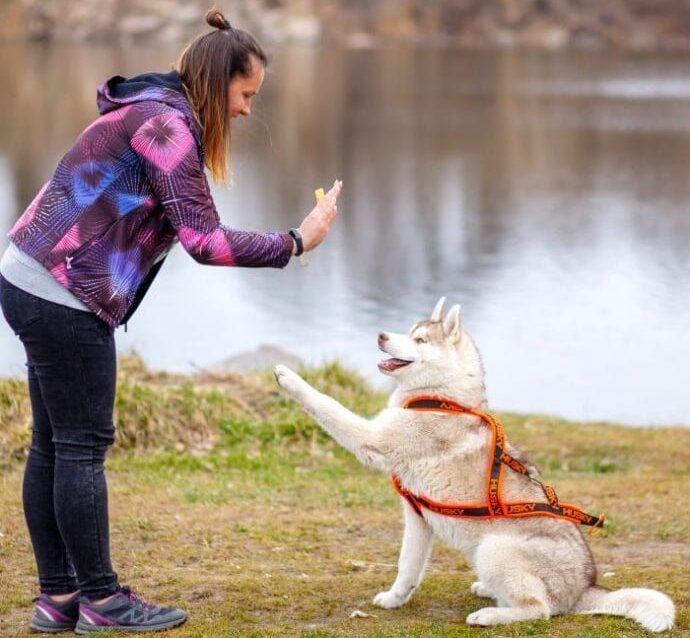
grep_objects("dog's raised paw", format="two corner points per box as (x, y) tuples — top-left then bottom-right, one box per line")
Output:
(273, 364), (294, 385)
(373, 591), (404, 609)
(273, 364), (306, 398)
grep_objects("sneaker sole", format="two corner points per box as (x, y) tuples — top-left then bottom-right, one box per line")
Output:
(29, 617), (76, 633)
(74, 615), (187, 634)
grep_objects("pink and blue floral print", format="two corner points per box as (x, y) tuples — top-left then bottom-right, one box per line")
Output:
(8, 71), (293, 328)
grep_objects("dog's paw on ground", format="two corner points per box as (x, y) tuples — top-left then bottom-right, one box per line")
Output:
(466, 606), (546, 626)
(470, 581), (494, 598)
(372, 590), (405, 609)
(466, 607), (508, 626)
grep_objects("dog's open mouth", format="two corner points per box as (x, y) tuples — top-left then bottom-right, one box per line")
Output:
(378, 358), (412, 372)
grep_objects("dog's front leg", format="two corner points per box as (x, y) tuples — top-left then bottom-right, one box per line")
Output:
(373, 501), (434, 608)
(274, 365), (386, 468)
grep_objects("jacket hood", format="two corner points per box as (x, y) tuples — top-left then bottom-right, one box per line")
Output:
(97, 70), (201, 141)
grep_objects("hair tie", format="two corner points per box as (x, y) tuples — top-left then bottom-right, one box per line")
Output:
(223, 18), (232, 31)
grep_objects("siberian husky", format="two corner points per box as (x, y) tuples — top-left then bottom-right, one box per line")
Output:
(274, 297), (675, 632)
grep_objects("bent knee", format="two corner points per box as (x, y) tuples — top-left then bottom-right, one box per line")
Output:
(52, 426), (115, 462)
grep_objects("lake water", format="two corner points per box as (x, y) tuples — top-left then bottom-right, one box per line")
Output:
(0, 43), (689, 426)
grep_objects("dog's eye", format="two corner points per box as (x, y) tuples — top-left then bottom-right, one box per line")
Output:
(414, 337), (427, 344)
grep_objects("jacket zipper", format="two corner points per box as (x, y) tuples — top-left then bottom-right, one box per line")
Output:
(64, 223), (117, 269)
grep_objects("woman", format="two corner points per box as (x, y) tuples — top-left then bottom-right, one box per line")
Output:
(0, 9), (341, 634)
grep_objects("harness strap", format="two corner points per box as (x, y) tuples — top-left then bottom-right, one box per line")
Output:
(392, 396), (604, 530)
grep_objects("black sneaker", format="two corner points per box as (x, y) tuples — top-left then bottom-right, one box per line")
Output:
(75, 586), (187, 634)
(30, 592), (80, 633)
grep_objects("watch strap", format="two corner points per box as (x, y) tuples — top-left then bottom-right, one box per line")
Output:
(288, 228), (304, 257)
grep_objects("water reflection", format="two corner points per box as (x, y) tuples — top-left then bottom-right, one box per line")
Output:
(0, 43), (689, 426)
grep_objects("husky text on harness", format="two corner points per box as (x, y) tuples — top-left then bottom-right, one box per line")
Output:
(392, 396), (605, 530)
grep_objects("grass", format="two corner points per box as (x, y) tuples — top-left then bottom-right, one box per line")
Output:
(0, 355), (688, 637)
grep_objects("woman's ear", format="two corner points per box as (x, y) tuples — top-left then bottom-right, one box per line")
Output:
(443, 304), (462, 343)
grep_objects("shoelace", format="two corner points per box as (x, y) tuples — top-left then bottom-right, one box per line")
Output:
(119, 586), (157, 611)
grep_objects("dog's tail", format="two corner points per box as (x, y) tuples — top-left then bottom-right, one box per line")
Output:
(574, 585), (675, 633)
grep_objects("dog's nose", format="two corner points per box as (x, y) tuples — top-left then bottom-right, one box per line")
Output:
(378, 332), (389, 345)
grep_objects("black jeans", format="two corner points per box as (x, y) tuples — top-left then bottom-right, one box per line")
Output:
(0, 275), (119, 599)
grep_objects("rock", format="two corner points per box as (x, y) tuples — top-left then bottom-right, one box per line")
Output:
(496, 0), (533, 28)
(119, 14), (164, 38)
(569, 25), (605, 50)
(211, 344), (304, 373)
(660, 33), (690, 52)
(373, 4), (417, 39)
(257, 8), (289, 43)
(343, 32), (378, 49)
(520, 20), (570, 49)
(284, 16), (322, 43)
(172, 5), (202, 26)
(263, 13), (322, 44)
(494, 27), (517, 48)
(158, 24), (183, 42)
(4, 0), (690, 51)
(0, 1), (29, 39)
(627, 28), (657, 51)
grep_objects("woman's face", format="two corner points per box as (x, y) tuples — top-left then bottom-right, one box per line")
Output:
(228, 56), (264, 119)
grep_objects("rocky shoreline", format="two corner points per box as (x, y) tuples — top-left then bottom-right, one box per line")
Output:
(1, 0), (690, 51)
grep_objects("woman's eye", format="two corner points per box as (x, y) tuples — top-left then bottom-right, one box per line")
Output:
(414, 337), (427, 344)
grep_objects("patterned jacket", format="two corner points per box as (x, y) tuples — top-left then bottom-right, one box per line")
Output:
(8, 71), (293, 328)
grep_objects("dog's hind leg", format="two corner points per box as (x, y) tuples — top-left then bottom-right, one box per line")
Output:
(466, 536), (551, 627)
(373, 501), (434, 608)
(470, 581), (495, 599)
(466, 599), (549, 626)
(466, 572), (550, 626)
(274, 365), (387, 468)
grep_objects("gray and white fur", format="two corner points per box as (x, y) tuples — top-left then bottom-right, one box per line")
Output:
(274, 297), (675, 632)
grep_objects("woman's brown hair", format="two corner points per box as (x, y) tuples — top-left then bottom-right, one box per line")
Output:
(177, 8), (268, 183)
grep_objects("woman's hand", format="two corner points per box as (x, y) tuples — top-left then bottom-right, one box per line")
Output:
(297, 180), (342, 252)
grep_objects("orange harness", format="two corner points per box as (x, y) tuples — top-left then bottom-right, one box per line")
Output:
(391, 396), (605, 530)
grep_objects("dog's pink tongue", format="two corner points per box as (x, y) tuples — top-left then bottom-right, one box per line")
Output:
(378, 358), (409, 372)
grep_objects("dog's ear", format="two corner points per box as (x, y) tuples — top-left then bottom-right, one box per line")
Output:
(444, 304), (462, 343)
(431, 296), (446, 322)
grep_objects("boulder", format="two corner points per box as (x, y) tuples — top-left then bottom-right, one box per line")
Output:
(211, 344), (304, 374)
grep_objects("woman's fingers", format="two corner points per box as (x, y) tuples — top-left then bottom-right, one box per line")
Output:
(298, 180), (342, 252)
(314, 183), (338, 223)
(324, 180), (343, 206)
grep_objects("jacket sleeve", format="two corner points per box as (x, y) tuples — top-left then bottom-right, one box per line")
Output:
(130, 110), (293, 268)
